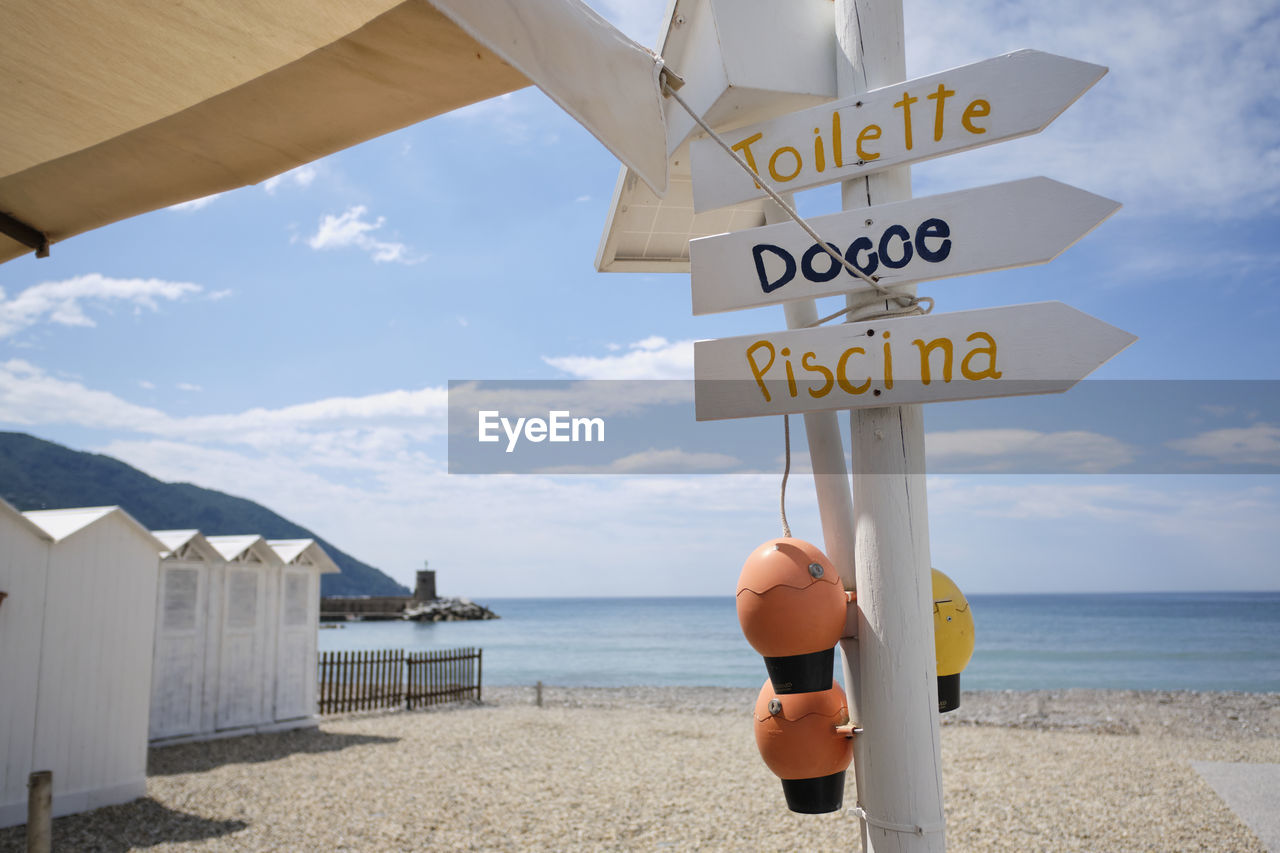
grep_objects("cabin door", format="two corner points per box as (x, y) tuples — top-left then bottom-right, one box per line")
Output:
(150, 565), (205, 739)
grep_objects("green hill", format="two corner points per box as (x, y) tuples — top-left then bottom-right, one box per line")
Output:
(0, 431), (408, 597)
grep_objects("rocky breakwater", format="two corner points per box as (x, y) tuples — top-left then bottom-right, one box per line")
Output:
(403, 596), (499, 622)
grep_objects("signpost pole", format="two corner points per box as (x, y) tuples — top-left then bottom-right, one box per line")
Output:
(833, 0), (947, 850)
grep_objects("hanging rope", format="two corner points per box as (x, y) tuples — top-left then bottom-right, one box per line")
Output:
(848, 805), (946, 837)
(779, 414), (792, 538)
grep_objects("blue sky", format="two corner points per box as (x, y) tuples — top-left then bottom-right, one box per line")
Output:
(2, 0), (1278, 596)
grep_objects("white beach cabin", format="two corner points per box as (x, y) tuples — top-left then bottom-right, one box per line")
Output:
(148, 533), (338, 744)
(0, 502), (165, 828)
(266, 540), (339, 724)
(202, 535), (282, 736)
(149, 530), (222, 742)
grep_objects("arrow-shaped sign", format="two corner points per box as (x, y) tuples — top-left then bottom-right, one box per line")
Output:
(689, 177), (1120, 315)
(694, 302), (1136, 420)
(690, 50), (1107, 213)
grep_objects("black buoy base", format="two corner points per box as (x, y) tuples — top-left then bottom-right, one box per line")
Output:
(938, 672), (961, 713)
(780, 771), (846, 814)
(764, 647), (834, 694)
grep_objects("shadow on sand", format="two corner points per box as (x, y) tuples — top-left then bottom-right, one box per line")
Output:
(0, 798), (246, 852)
(148, 726), (400, 776)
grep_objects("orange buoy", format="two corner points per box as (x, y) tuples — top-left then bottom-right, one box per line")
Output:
(737, 538), (846, 693)
(753, 679), (853, 813)
(736, 538), (845, 656)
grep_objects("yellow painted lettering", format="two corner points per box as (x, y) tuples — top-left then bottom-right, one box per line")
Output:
(813, 128), (826, 173)
(962, 99), (990, 134)
(856, 124), (881, 161)
(745, 339), (775, 402)
(883, 331), (894, 390)
(768, 146), (802, 182)
(781, 347), (798, 398)
(927, 83), (955, 142)
(832, 111), (844, 167)
(836, 347), (871, 395)
(894, 91), (918, 150)
(961, 331), (1002, 380)
(732, 132), (764, 188)
(731, 132), (764, 173)
(912, 337), (954, 385)
(802, 352), (834, 398)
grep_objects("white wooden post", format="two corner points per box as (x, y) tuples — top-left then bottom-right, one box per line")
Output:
(834, 0), (947, 850)
(26, 770), (51, 853)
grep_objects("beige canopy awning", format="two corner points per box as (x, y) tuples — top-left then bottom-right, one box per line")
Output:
(0, 0), (670, 264)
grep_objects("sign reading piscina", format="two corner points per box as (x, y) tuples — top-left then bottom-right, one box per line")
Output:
(693, 302), (1136, 420)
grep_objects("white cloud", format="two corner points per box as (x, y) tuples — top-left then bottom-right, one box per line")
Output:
(927, 428), (1136, 473)
(263, 164), (318, 194)
(0, 360), (171, 430)
(904, 0), (1280, 219)
(176, 382), (202, 392)
(307, 205), (423, 264)
(7, 355), (1276, 595)
(543, 337), (694, 379)
(168, 193), (223, 212)
(927, 476), (1280, 535)
(535, 448), (742, 474)
(584, 0), (667, 46)
(1168, 423), (1280, 467)
(0, 361), (449, 458)
(446, 92), (534, 144)
(0, 274), (202, 339)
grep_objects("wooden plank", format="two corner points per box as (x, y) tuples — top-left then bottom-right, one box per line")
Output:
(689, 178), (1120, 314)
(690, 49), (1106, 212)
(694, 302), (1136, 420)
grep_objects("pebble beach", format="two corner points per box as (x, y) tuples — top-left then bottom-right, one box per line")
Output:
(3, 688), (1277, 852)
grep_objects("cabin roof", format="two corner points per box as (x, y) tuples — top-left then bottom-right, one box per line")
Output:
(24, 505), (165, 549)
(0, 496), (53, 540)
(205, 534), (281, 565)
(152, 529), (224, 562)
(268, 539), (341, 574)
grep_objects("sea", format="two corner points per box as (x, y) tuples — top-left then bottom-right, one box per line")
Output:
(317, 593), (1280, 693)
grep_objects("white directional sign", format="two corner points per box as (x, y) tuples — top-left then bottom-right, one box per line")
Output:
(690, 49), (1107, 213)
(694, 302), (1136, 420)
(689, 177), (1119, 315)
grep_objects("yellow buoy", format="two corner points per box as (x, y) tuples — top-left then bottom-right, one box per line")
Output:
(932, 567), (974, 713)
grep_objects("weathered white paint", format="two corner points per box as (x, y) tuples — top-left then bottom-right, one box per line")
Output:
(830, 3), (945, 848)
(146, 533), (338, 746)
(694, 301), (1137, 420)
(0, 505), (164, 829)
(0, 501), (52, 828)
(149, 532), (219, 740)
(690, 49), (1107, 212)
(268, 540), (338, 723)
(206, 536), (279, 733)
(689, 177), (1120, 314)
